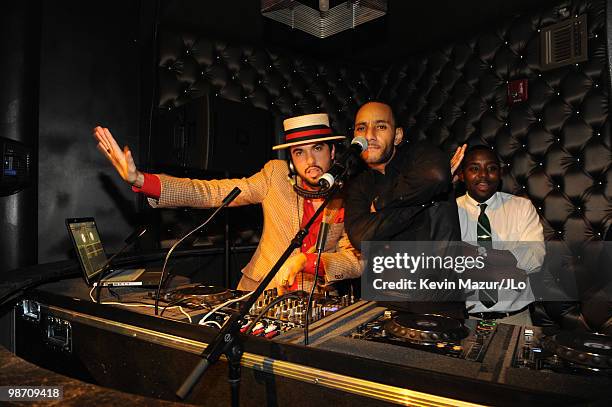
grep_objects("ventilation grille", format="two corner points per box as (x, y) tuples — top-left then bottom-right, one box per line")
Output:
(540, 14), (587, 71)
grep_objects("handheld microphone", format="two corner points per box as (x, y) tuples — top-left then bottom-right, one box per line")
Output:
(315, 207), (336, 253)
(318, 136), (367, 189)
(94, 225), (148, 302)
(154, 187), (241, 315)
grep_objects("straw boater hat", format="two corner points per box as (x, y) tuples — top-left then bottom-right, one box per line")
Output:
(273, 113), (345, 150)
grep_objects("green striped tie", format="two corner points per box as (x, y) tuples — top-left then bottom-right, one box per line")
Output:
(477, 204), (497, 308)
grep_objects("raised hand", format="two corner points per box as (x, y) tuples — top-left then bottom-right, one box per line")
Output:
(450, 143), (467, 183)
(93, 126), (143, 187)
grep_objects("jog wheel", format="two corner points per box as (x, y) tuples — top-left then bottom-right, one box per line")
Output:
(384, 313), (469, 345)
(542, 332), (612, 371)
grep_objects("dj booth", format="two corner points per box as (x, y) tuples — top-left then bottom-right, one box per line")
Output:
(6, 257), (612, 406)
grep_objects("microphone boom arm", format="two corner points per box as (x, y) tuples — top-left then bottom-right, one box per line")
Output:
(154, 187), (241, 315)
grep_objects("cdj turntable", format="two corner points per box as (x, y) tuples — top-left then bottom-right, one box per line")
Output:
(348, 311), (497, 361)
(514, 326), (612, 376)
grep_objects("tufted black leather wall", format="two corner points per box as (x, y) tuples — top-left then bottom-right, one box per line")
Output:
(156, 31), (381, 146)
(379, 0), (611, 244)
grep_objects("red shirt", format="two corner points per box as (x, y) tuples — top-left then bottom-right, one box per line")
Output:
(289, 196), (325, 290)
(131, 172), (161, 197)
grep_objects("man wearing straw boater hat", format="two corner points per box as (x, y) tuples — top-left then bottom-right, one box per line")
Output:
(93, 113), (361, 292)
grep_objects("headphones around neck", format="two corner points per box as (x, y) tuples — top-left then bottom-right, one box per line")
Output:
(287, 159), (296, 178)
(286, 158), (330, 199)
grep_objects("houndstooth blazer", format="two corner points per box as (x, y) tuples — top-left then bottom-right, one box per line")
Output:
(147, 160), (361, 288)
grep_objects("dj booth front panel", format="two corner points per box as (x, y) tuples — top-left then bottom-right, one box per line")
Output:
(14, 305), (393, 407)
(14, 278), (601, 406)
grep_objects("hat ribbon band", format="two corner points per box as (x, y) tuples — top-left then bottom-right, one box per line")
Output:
(285, 128), (332, 141)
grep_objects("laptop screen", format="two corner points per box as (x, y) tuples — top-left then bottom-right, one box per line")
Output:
(66, 218), (108, 283)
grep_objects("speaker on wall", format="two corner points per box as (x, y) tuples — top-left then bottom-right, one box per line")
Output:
(154, 95), (273, 176)
(0, 137), (32, 196)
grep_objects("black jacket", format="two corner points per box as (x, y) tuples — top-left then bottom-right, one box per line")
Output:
(345, 141), (465, 318)
(345, 141), (461, 245)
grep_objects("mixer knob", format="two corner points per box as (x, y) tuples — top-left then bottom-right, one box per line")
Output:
(281, 305), (289, 320)
(592, 356), (602, 365)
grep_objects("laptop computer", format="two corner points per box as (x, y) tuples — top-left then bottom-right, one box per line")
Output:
(66, 217), (162, 287)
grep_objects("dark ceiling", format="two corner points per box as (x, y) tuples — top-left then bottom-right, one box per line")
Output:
(160, 0), (562, 66)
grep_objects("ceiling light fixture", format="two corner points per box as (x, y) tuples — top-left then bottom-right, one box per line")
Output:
(261, 0), (388, 39)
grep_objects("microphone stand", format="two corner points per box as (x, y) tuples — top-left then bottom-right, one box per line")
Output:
(304, 221), (329, 345)
(176, 169), (349, 403)
(94, 226), (147, 303)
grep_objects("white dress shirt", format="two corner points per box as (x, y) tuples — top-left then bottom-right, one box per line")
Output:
(456, 191), (545, 313)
